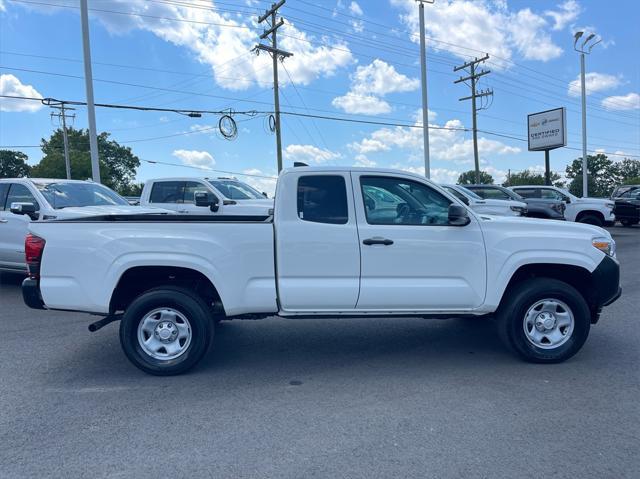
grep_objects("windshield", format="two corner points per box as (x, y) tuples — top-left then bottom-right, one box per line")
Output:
(208, 180), (264, 200)
(35, 182), (129, 209)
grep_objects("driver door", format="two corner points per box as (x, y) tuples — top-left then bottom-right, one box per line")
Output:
(351, 173), (486, 311)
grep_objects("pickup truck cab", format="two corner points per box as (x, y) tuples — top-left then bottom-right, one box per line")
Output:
(510, 185), (615, 226)
(139, 176), (273, 216)
(21, 167), (621, 375)
(441, 184), (527, 216)
(465, 184), (565, 220)
(0, 178), (166, 273)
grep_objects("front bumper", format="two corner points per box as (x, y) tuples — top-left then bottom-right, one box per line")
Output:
(590, 255), (621, 322)
(22, 278), (45, 310)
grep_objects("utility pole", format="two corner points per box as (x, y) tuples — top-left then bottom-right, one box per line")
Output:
(574, 31), (601, 197)
(255, 0), (292, 173)
(49, 103), (76, 180)
(454, 54), (493, 184)
(80, 0), (101, 183)
(417, 0), (434, 179)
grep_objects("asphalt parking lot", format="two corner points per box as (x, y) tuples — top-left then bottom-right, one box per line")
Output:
(1, 227), (638, 478)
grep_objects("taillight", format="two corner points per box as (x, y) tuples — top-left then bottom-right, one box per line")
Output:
(25, 234), (46, 279)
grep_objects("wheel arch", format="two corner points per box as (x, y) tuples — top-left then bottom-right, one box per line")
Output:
(576, 209), (605, 223)
(109, 265), (225, 317)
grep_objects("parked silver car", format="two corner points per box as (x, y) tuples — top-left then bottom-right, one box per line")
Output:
(0, 178), (166, 273)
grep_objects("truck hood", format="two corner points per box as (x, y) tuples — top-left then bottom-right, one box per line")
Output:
(478, 213), (610, 238)
(574, 197), (614, 206)
(45, 205), (173, 219)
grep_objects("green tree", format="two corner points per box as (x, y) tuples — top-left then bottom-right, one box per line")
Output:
(503, 169), (563, 187)
(623, 176), (640, 186)
(457, 170), (494, 185)
(614, 158), (640, 183)
(565, 154), (619, 197)
(0, 150), (30, 178)
(118, 182), (145, 197)
(30, 128), (140, 193)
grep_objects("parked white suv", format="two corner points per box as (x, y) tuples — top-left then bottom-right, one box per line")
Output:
(140, 177), (273, 216)
(0, 178), (166, 273)
(441, 184), (527, 216)
(510, 185), (615, 227)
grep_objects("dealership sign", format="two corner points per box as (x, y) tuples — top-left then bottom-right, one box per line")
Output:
(527, 108), (566, 151)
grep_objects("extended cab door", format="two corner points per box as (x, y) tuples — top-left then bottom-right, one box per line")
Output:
(275, 172), (361, 311)
(352, 173), (486, 311)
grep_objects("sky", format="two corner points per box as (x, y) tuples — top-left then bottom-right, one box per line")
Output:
(1, 0), (639, 194)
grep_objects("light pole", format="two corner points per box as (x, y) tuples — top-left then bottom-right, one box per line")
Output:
(573, 31), (601, 198)
(417, 0), (434, 179)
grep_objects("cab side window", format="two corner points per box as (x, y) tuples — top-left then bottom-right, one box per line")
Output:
(6, 184), (39, 212)
(149, 181), (185, 204)
(514, 188), (539, 199)
(297, 175), (348, 225)
(183, 181), (209, 204)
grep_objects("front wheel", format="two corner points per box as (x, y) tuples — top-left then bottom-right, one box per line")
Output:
(119, 287), (212, 375)
(497, 278), (590, 363)
(577, 214), (603, 227)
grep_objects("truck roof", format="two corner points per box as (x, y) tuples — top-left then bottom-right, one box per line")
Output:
(0, 178), (94, 184)
(145, 176), (237, 182)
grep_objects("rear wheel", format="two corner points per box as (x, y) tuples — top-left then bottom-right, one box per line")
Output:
(577, 214), (603, 227)
(497, 278), (590, 363)
(119, 287), (212, 375)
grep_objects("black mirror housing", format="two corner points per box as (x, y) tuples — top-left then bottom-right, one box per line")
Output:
(194, 192), (220, 212)
(10, 202), (38, 220)
(448, 204), (470, 226)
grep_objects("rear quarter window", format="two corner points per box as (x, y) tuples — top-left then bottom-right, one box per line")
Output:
(297, 175), (348, 225)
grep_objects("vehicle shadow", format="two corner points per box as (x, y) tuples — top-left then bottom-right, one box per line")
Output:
(0, 271), (26, 289)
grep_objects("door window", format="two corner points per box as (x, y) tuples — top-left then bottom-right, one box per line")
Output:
(183, 181), (209, 204)
(297, 175), (348, 224)
(476, 187), (510, 200)
(6, 184), (39, 212)
(513, 188), (539, 199)
(361, 176), (451, 225)
(539, 189), (566, 201)
(149, 181), (186, 204)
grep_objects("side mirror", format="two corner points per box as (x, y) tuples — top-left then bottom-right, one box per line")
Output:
(194, 192), (220, 212)
(448, 204), (470, 226)
(10, 202), (38, 220)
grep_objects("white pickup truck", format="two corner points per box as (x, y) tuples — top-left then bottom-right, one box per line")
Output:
(20, 167), (621, 375)
(139, 176), (273, 216)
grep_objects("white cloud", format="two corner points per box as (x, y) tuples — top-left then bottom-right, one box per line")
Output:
(11, 1), (353, 92)
(545, 0), (581, 30)
(392, 165), (463, 185)
(172, 149), (215, 168)
(0, 74), (43, 112)
(349, 1), (363, 16)
(241, 168), (277, 196)
(601, 92), (640, 111)
(332, 93), (391, 115)
(284, 144), (341, 164)
(568, 72), (621, 97)
(332, 59), (419, 115)
(390, 0), (566, 65)
(354, 154), (376, 167)
(348, 110), (520, 168)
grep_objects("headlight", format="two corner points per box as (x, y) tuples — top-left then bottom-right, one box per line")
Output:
(592, 237), (616, 257)
(605, 202), (615, 209)
(551, 203), (563, 213)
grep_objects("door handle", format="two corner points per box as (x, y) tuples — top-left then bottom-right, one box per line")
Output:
(363, 237), (394, 246)
(177, 210), (189, 214)
(0, 219), (8, 224)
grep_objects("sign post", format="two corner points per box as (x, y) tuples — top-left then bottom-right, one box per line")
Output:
(527, 108), (567, 185)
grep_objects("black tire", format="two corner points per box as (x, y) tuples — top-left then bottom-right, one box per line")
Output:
(496, 278), (590, 363)
(620, 219), (637, 227)
(119, 286), (213, 376)
(577, 214), (603, 227)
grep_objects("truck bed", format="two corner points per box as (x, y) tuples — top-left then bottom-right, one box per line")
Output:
(30, 216), (277, 316)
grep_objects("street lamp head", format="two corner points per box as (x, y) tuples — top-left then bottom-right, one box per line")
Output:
(588, 37), (602, 52)
(573, 30), (584, 49)
(582, 33), (596, 48)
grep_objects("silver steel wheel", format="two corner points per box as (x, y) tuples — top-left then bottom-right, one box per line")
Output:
(523, 298), (574, 349)
(137, 308), (192, 360)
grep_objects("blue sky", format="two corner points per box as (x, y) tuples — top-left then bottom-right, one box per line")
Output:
(1, 0), (639, 193)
